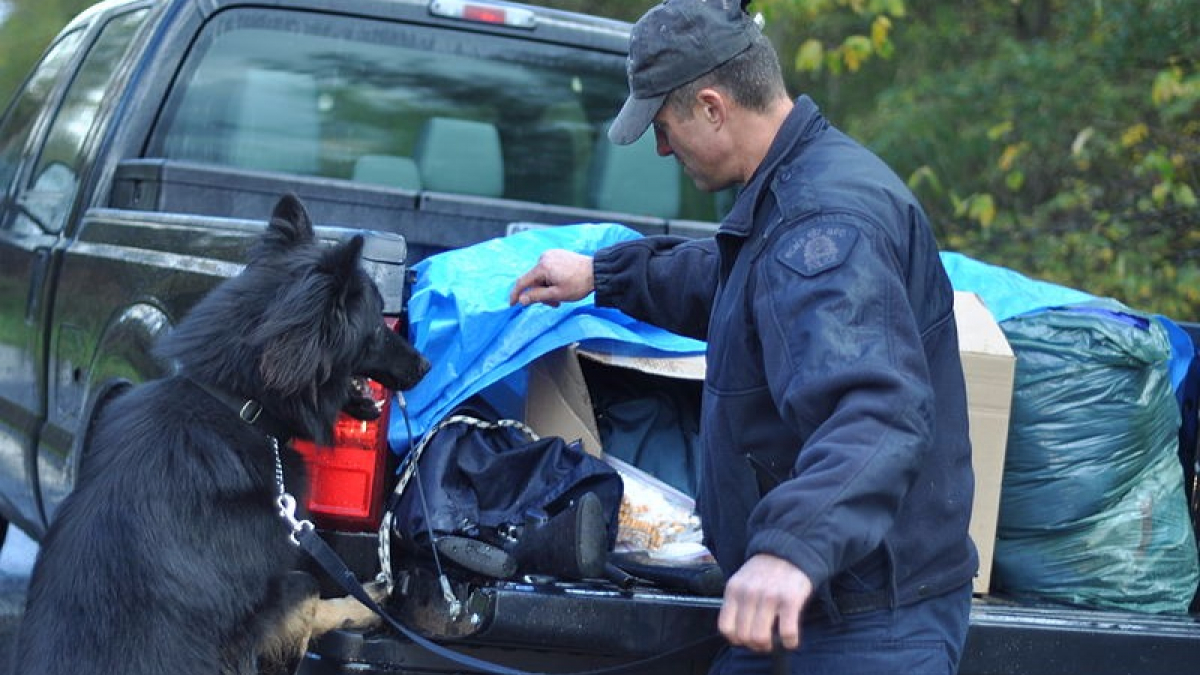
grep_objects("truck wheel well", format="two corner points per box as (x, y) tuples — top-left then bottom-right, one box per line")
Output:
(78, 381), (133, 468)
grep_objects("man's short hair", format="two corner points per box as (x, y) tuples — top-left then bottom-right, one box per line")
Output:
(665, 33), (787, 119)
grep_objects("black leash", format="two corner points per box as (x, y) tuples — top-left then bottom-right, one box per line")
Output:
(293, 524), (722, 675)
(296, 525), (533, 675)
(771, 627), (790, 675)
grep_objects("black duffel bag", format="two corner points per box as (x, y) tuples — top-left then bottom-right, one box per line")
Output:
(387, 405), (623, 581)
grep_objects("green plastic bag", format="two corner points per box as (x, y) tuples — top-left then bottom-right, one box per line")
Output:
(994, 300), (1200, 614)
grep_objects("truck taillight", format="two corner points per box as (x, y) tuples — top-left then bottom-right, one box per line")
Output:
(293, 317), (405, 532)
(292, 380), (391, 531)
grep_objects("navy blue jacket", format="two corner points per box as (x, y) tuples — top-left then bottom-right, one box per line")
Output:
(593, 96), (978, 610)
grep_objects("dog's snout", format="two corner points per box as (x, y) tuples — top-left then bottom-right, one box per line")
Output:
(362, 326), (431, 391)
(395, 352), (431, 390)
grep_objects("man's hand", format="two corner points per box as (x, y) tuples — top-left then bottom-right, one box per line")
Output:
(718, 553), (813, 652)
(508, 249), (595, 308)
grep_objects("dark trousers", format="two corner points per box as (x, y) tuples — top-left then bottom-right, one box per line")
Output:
(707, 582), (973, 675)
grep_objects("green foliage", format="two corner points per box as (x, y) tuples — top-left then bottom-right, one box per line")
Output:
(759, 0), (1200, 320)
(755, 0), (904, 76)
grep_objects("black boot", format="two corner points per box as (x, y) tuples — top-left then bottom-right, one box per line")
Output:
(509, 492), (608, 581)
(434, 534), (518, 579)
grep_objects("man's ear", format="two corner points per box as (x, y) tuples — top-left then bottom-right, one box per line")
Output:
(697, 88), (728, 129)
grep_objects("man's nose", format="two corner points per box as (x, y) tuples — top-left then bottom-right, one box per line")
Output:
(654, 127), (673, 156)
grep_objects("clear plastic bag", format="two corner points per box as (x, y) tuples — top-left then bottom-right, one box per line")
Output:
(604, 454), (709, 562)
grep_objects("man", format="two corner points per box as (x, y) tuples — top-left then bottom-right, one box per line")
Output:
(509, 1), (977, 673)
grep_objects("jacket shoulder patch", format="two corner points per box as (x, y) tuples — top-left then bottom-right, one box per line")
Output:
(777, 225), (860, 277)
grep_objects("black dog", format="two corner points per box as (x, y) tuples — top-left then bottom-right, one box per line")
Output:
(14, 194), (429, 675)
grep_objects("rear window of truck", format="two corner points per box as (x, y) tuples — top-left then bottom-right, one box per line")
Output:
(146, 7), (719, 221)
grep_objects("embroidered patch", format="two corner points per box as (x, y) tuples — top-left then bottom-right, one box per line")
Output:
(777, 225), (860, 277)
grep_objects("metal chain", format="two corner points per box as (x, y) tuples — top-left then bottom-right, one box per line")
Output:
(270, 435), (314, 546)
(271, 436), (285, 496)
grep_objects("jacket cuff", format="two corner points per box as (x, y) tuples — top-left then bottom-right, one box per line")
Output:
(591, 244), (628, 308)
(746, 527), (833, 592)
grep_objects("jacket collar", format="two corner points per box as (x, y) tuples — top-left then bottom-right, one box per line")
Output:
(721, 95), (827, 237)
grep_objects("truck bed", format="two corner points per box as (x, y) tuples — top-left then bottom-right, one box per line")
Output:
(299, 574), (1200, 675)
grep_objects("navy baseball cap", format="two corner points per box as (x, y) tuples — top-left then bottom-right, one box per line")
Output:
(608, 0), (759, 145)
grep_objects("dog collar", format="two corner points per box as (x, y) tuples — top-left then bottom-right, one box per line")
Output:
(184, 376), (291, 441)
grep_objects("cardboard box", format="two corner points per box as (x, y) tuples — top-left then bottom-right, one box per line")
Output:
(525, 346), (705, 458)
(952, 291), (1016, 595)
(525, 291), (1014, 594)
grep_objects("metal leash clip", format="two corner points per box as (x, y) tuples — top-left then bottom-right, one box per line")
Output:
(276, 492), (315, 546)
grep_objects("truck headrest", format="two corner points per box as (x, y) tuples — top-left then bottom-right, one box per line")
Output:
(353, 154), (423, 191)
(414, 117), (504, 198)
(229, 70), (320, 175)
(587, 124), (679, 219)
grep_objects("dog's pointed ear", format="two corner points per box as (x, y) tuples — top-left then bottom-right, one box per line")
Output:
(320, 235), (365, 296)
(258, 193), (315, 257)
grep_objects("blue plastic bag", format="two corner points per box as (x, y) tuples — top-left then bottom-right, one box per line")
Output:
(993, 302), (1199, 613)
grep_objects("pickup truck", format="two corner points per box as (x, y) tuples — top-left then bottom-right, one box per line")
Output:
(0, 0), (1197, 673)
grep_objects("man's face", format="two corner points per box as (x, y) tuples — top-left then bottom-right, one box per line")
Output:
(651, 94), (733, 193)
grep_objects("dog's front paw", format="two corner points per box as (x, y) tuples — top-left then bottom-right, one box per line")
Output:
(311, 585), (389, 635)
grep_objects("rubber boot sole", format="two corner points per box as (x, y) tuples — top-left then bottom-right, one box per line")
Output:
(435, 535), (518, 579)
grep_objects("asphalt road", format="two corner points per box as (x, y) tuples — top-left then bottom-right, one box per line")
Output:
(0, 527), (35, 674)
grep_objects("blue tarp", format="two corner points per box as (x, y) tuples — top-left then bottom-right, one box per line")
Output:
(939, 252), (1094, 321)
(940, 251), (1194, 393)
(390, 224), (706, 452)
(389, 227), (1195, 453)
